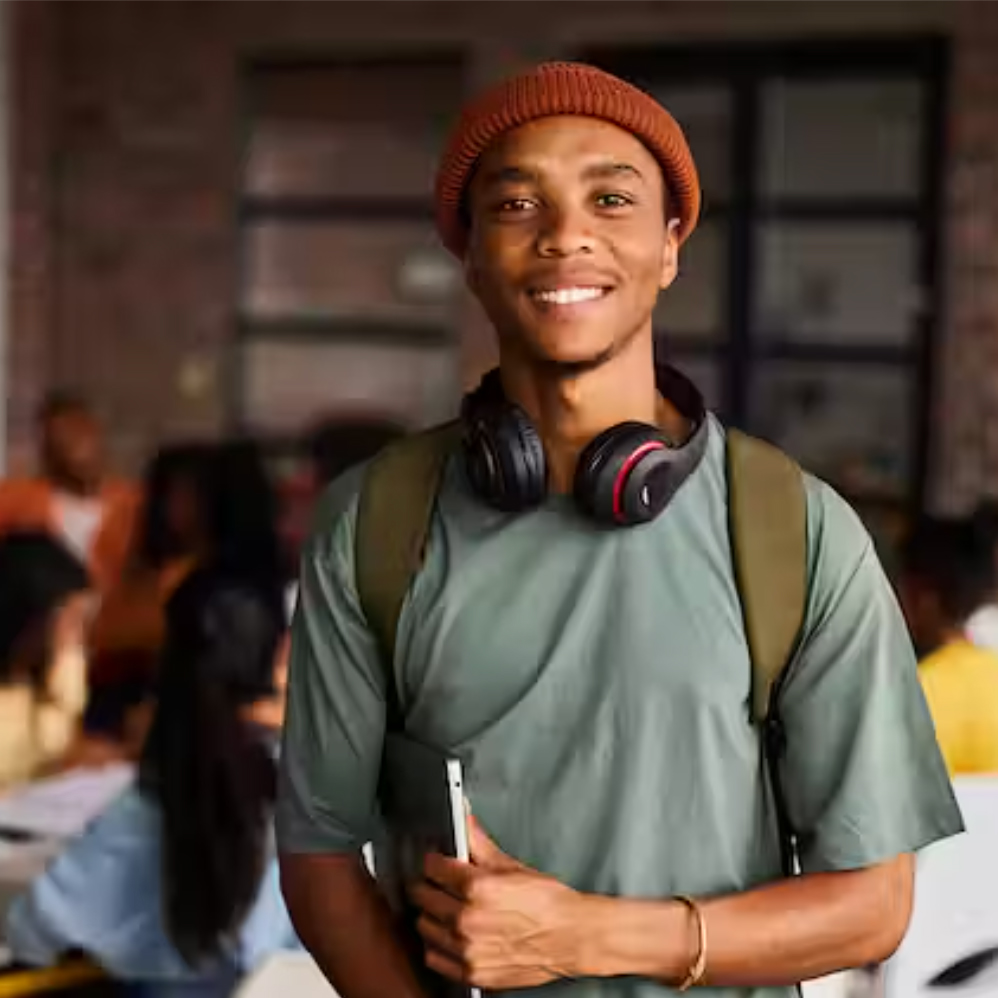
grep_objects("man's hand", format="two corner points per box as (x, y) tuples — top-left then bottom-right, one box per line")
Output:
(409, 815), (593, 990)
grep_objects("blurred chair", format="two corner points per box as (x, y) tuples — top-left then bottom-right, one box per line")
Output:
(233, 953), (337, 998)
(883, 777), (998, 998)
(0, 959), (107, 997)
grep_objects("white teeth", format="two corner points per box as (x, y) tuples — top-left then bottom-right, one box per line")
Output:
(534, 287), (605, 305)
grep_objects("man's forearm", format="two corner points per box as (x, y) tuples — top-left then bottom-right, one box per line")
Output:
(581, 855), (913, 988)
(280, 851), (429, 998)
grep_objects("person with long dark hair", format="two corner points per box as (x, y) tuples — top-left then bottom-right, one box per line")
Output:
(6, 568), (299, 997)
(202, 440), (285, 608)
(85, 439), (285, 754)
(86, 444), (212, 744)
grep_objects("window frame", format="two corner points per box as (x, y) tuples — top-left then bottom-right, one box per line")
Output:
(232, 51), (466, 444)
(586, 36), (949, 515)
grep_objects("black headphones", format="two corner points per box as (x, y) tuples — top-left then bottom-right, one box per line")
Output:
(460, 365), (710, 527)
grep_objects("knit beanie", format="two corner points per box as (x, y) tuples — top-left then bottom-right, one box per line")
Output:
(435, 61), (701, 259)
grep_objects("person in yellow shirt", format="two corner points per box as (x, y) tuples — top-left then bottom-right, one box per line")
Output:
(900, 515), (998, 775)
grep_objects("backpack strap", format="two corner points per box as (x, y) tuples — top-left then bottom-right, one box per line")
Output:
(355, 421), (461, 728)
(726, 428), (807, 722)
(726, 428), (807, 875)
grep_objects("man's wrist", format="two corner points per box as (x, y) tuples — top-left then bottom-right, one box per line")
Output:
(573, 893), (692, 983)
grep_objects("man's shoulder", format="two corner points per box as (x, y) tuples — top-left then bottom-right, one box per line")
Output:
(793, 470), (900, 648)
(101, 477), (140, 508)
(305, 463), (368, 551)
(801, 472), (874, 573)
(0, 476), (51, 508)
(307, 425), (460, 548)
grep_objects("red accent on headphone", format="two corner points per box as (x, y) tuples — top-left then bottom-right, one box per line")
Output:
(612, 440), (667, 523)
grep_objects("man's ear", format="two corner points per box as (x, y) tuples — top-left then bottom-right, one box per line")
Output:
(660, 218), (681, 291)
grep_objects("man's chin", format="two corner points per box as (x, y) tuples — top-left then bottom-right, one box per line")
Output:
(516, 331), (619, 375)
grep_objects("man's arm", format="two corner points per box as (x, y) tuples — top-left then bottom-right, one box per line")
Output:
(276, 475), (420, 997)
(280, 852), (429, 998)
(588, 854), (913, 986)
(410, 815), (913, 991)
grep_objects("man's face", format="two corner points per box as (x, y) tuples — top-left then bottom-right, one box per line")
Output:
(42, 408), (104, 492)
(464, 116), (679, 371)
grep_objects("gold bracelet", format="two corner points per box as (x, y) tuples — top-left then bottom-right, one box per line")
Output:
(674, 895), (708, 992)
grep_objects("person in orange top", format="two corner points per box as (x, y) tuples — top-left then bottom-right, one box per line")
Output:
(85, 443), (212, 745)
(0, 392), (138, 593)
(899, 515), (998, 776)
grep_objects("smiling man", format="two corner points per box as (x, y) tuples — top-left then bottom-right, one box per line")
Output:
(277, 63), (961, 998)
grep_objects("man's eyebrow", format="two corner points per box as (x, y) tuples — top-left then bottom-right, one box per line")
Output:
(477, 165), (539, 188)
(581, 162), (645, 183)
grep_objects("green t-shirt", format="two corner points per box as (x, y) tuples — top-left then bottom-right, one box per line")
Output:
(277, 416), (962, 998)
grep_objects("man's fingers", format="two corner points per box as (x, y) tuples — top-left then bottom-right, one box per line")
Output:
(425, 947), (468, 984)
(408, 879), (464, 924)
(416, 914), (462, 957)
(424, 851), (476, 896)
(468, 814), (521, 872)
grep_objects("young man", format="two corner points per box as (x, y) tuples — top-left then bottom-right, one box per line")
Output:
(0, 393), (137, 591)
(900, 515), (998, 775)
(278, 63), (961, 998)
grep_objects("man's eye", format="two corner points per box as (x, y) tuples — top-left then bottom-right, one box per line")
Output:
(497, 198), (537, 213)
(596, 193), (634, 209)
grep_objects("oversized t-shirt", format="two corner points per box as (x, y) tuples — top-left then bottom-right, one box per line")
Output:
(277, 416), (962, 998)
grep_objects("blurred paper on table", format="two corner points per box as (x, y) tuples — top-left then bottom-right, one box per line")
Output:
(0, 764), (134, 841)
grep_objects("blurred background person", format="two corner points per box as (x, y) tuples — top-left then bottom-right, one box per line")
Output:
(305, 416), (404, 491)
(5, 568), (299, 997)
(0, 393), (139, 594)
(281, 417), (405, 619)
(83, 438), (285, 762)
(0, 531), (93, 790)
(899, 515), (998, 775)
(84, 443), (213, 752)
(205, 440), (286, 612)
(964, 499), (998, 655)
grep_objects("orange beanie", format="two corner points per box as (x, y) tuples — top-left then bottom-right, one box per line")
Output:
(435, 61), (701, 258)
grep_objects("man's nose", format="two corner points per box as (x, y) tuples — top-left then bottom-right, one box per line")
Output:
(536, 204), (596, 257)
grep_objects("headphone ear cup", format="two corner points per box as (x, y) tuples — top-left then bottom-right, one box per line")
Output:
(575, 423), (670, 526)
(463, 403), (547, 512)
(507, 410), (547, 508)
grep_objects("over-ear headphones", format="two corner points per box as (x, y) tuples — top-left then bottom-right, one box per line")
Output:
(460, 365), (710, 527)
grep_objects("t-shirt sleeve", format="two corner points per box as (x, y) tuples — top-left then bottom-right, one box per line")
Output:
(276, 468), (388, 855)
(778, 478), (963, 874)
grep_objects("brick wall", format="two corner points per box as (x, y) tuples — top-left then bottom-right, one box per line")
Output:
(8, 1), (58, 473)
(934, 3), (998, 511)
(7, 0), (998, 510)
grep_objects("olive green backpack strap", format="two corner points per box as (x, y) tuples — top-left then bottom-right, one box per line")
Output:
(726, 428), (807, 875)
(355, 421), (462, 728)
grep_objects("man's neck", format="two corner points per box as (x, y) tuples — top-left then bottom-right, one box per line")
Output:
(500, 338), (686, 494)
